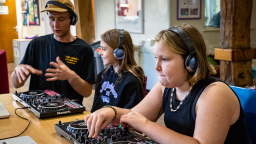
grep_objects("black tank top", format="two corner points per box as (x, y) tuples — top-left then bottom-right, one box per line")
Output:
(162, 76), (251, 144)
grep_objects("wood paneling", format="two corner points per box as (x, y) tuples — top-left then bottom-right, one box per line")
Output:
(74, 0), (95, 44)
(219, 0), (253, 86)
(0, 0), (18, 62)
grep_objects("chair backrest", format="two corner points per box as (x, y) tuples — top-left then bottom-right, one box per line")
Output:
(230, 85), (256, 144)
(143, 75), (147, 98)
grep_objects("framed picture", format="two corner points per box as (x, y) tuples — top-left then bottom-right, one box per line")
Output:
(115, 0), (144, 34)
(21, 0), (40, 26)
(177, 0), (201, 20)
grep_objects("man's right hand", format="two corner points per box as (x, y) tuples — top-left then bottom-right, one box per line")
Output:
(14, 64), (42, 83)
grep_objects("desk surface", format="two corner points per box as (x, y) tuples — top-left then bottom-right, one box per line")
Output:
(0, 93), (91, 144)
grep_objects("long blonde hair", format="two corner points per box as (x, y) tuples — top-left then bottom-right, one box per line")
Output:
(101, 29), (145, 92)
(154, 24), (216, 84)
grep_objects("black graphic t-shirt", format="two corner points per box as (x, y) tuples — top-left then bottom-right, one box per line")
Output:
(91, 66), (143, 112)
(20, 34), (95, 104)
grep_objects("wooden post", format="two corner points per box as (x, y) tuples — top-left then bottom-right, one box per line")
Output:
(74, 0), (95, 44)
(218, 0), (253, 86)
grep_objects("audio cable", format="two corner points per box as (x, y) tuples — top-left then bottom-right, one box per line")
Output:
(0, 107), (31, 140)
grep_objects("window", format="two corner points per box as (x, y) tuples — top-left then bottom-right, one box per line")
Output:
(205, 0), (220, 28)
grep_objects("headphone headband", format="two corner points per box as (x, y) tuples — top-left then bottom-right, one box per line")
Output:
(118, 29), (124, 49)
(168, 27), (195, 55)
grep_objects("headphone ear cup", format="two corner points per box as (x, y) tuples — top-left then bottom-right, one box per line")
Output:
(185, 55), (197, 73)
(70, 15), (77, 25)
(114, 48), (125, 59)
(73, 16), (78, 25)
(70, 15), (73, 25)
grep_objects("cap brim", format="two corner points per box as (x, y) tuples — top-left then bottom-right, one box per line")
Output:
(41, 7), (68, 12)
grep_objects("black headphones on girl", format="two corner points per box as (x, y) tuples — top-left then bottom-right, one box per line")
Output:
(113, 29), (125, 59)
(45, 1), (78, 25)
(168, 27), (197, 73)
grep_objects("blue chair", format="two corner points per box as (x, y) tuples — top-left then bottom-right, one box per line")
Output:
(230, 86), (256, 144)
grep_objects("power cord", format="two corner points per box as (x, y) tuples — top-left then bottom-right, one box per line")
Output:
(0, 107), (31, 140)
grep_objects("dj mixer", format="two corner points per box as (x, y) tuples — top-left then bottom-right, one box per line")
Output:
(55, 119), (158, 144)
(12, 90), (85, 118)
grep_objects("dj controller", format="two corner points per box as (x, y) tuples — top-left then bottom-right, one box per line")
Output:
(55, 120), (158, 144)
(12, 90), (85, 118)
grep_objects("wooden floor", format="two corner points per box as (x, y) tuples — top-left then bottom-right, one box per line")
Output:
(7, 63), (165, 126)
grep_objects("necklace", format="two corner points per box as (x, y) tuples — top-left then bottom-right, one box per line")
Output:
(170, 86), (192, 112)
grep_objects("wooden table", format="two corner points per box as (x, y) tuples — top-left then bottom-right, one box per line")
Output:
(0, 93), (91, 144)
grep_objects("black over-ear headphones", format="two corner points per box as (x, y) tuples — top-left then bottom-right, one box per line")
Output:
(168, 27), (197, 73)
(113, 29), (125, 60)
(45, 1), (78, 25)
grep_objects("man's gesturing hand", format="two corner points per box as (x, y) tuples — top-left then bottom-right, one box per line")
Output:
(45, 56), (76, 81)
(14, 64), (42, 83)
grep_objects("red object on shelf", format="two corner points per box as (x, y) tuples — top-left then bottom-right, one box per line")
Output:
(95, 48), (101, 52)
(0, 50), (9, 94)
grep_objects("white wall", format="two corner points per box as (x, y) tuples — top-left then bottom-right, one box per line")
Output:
(94, 0), (170, 45)
(94, 0), (256, 89)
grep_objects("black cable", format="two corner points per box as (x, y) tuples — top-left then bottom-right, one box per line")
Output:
(0, 107), (31, 140)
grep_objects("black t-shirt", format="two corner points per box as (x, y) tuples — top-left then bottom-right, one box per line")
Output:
(91, 66), (143, 112)
(20, 34), (95, 104)
(162, 76), (251, 144)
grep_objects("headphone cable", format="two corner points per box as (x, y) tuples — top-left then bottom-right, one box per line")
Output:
(0, 107), (31, 140)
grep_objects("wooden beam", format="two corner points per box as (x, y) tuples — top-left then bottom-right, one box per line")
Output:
(74, 0), (95, 44)
(214, 48), (256, 61)
(220, 60), (253, 86)
(219, 0), (253, 86)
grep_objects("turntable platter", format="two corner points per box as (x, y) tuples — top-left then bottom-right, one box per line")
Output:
(20, 90), (44, 98)
(69, 120), (87, 129)
(40, 102), (65, 108)
(67, 120), (88, 133)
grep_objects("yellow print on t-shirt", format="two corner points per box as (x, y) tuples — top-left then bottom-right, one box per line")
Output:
(65, 55), (79, 64)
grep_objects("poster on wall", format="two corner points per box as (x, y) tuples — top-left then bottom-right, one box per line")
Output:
(0, 6), (8, 14)
(177, 0), (201, 20)
(115, 0), (144, 34)
(21, 0), (40, 26)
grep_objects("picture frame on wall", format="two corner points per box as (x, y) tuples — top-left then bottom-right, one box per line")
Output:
(177, 0), (201, 20)
(115, 0), (144, 34)
(21, 0), (40, 26)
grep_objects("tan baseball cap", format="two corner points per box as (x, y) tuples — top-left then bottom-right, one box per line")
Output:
(41, 0), (74, 12)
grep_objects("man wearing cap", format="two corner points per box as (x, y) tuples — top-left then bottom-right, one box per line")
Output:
(11, 0), (95, 105)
